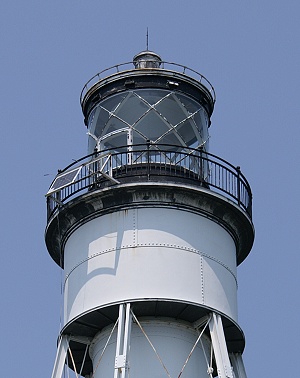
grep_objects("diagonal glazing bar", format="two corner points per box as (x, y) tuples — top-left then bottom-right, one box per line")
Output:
(99, 92), (132, 137)
(172, 94), (204, 145)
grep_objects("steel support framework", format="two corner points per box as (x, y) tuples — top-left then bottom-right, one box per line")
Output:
(50, 309), (247, 378)
(51, 335), (69, 378)
(114, 303), (132, 378)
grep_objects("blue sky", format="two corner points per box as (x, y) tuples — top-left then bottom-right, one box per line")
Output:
(1, 1), (299, 376)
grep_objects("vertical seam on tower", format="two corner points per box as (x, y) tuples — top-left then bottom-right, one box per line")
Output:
(133, 208), (136, 246)
(201, 255), (204, 304)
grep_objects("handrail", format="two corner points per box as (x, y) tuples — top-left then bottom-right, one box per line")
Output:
(46, 144), (252, 221)
(80, 61), (216, 106)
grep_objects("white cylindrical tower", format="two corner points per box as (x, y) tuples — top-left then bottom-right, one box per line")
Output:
(46, 51), (254, 378)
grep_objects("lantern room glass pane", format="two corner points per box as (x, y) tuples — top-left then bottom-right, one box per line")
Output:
(155, 95), (185, 125)
(176, 93), (200, 114)
(101, 93), (127, 113)
(138, 89), (170, 105)
(135, 111), (170, 140)
(87, 89), (210, 154)
(89, 107), (110, 136)
(176, 120), (198, 146)
(157, 131), (182, 146)
(101, 132), (127, 152)
(115, 93), (148, 124)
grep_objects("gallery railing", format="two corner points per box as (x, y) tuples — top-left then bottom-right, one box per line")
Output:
(46, 144), (252, 220)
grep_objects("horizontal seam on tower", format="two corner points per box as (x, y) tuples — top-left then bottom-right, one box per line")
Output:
(64, 244), (237, 289)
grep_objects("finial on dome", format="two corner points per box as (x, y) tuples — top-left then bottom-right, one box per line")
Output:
(146, 27), (149, 51)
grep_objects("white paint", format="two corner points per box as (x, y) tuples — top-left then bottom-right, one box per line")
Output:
(63, 206), (237, 325)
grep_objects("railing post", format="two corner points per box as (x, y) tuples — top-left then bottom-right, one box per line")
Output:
(55, 170), (61, 209)
(236, 166), (241, 206)
(199, 146), (203, 185)
(46, 196), (51, 220)
(247, 191), (252, 218)
(93, 148), (98, 186)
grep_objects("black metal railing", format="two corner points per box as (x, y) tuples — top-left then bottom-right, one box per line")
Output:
(46, 144), (252, 220)
(80, 61), (216, 106)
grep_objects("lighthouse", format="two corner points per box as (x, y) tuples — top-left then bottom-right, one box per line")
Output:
(46, 51), (254, 378)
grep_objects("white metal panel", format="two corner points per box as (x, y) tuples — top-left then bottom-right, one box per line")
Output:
(64, 207), (238, 324)
(64, 208), (236, 274)
(64, 246), (238, 323)
(135, 207), (236, 272)
(203, 257), (238, 320)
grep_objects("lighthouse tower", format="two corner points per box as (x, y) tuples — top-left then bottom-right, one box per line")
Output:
(46, 51), (254, 378)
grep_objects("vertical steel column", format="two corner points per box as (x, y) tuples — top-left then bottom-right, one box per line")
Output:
(209, 312), (234, 378)
(230, 353), (247, 378)
(114, 303), (132, 378)
(50, 335), (69, 378)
